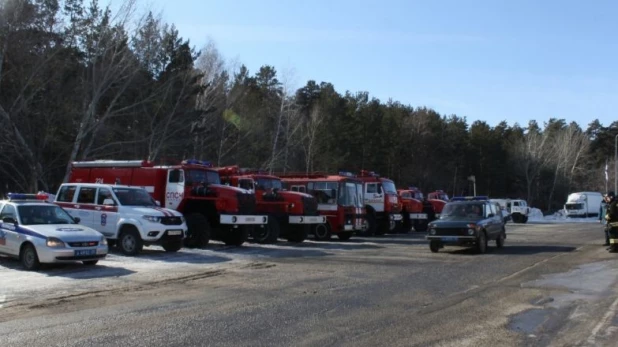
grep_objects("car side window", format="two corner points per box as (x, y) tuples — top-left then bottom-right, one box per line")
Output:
(77, 187), (96, 204)
(97, 188), (115, 205)
(56, 185), (77, 202)
(0, 204), (16, 220)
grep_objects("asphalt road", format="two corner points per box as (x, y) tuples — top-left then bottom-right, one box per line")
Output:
(2, 221), (618, 347)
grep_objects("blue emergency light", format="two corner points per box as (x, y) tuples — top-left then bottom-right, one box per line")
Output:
(450, 196), (489, 201)
(7, 193), (49, 201)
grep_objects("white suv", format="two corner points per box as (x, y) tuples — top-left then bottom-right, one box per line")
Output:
(55, 183), (188, 255)
(507, 199), (530, 224)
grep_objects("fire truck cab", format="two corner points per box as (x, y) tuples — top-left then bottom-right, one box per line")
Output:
(426, 190), (449, 217)
(356, 170), (402, 235)
(216, 166), (326, 244)
(279, 173), (366, 241)
(68, 160), (267, 247)
(397, 188), (432, 232)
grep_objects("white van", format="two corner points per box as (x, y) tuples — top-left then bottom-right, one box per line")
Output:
(563, 192), (603, 218)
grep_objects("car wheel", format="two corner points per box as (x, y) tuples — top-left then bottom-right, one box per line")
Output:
(430, 240), (440, 253)
(20, 243), (41, 271)
(83, 260), (99, 266)
(476, 231), (487, 254)
(496, 231), (505, 248)
(119, 228), (143, 256)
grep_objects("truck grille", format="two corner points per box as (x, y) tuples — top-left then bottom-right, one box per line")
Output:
(68, 241), (99, 247)
(435, 228), (469, 236)
(161, 216), (183, 225)
(302, 196), (318, 215)
(237, 193), (256, 214)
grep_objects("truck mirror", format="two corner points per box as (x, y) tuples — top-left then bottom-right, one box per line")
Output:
(73, 217), (81, 224)
(103, 199), (115, 206)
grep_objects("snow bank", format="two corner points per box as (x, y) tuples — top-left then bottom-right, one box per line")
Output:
(527, 207), (598, 223)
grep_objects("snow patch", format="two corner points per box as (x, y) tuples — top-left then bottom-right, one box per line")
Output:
(527, 208), (597, 224)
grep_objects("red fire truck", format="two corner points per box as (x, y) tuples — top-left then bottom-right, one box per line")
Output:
(397, 187), (437, 232)
(426, 190), (448, 217)
(278, 172), (366, 241)
(215, 166), (326, 244)
(355, 170), (403, 235)
(68, 160), (268, 247)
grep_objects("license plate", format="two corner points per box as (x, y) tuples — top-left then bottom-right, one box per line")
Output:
(441, 236), (458, 242)
(75, 249), (96, 257)
(167, 230), (182, 236)
(245, 217), (255, 222)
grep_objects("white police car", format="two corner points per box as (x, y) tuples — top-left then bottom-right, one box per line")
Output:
(0, 193), (108, 270)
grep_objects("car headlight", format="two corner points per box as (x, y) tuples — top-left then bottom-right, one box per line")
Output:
(467, 228), (475, 235)
(430, 228), (436, 235)
(180, 216), (186, 223)
(46, 237), (65, 248)
(142, 215), (162, 223)
(100, 236), (108, 246)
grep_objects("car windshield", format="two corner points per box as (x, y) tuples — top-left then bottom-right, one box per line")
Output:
(255, 178), (283, 190)
(381, 181), (397, 194)
(413, 192), (424, 199)
(185, 169), (221, 185)
(112, 188), (156, 206)
(17, 205), (77, 225)
(440, 203), (485, 219)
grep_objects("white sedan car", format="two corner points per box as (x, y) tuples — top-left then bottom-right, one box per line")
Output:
(0, 193), (108, 270)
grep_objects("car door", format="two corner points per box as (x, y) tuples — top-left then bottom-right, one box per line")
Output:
(0, 204), (19, 255)
(486, 203), (500, 237)
(93, 187), (119, 237)
(73, 186), (97, 229)
(365, 183), (383, 212)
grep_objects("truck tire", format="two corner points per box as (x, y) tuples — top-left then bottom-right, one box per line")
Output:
(119, 227), (143, 256)
(83, 260), (99, 266)
(337, 232), (352, 241)
(162, 240), (183, 252)
(184, 213), (211, 248)
(365, 212), (377, 236)
(286, 225), (308, 243)
(399, 212), (412, 234)
(376, 220), (388, 236)
(251, 217), (280, 244)
(20, 243), (41, 271)
(314, 223), (331, 241)
(222, 226), (249, 246)
(522, 216), (528, 224)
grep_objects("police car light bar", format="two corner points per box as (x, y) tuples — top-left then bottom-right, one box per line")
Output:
(450, 196), (489, 201)
(7, 193), (49, 201)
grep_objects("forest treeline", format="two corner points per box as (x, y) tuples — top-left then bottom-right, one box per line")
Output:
(1, 0), (617, 212)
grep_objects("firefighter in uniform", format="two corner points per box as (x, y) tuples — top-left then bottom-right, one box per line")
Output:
(605, 191), (618, 252)
(600, 195), (609, 246)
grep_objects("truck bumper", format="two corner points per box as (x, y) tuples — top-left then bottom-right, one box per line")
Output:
(220, 215), (268, 225)
(409, 213), (428, 220)
(289, 215), (327, 224)
(390, 214), (403, 221)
